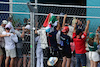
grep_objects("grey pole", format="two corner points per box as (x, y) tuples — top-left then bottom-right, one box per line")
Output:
(30, 12), (33, 67)
(30, 12), (35, 67)
(32, 12), (35, 67)
(28, 0), (38, 67)
(27, 2), (36, 67)
(35, 0), (38, 23)
(9, 0), (13, 17)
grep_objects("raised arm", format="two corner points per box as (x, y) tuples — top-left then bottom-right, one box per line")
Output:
(73, 23), (77, 33)
(57, 16), (60, 22)
(62, 14), (67, 28)
(96, 29), (98, 33)
(35, 22), (39, 34)
(84, 20), (90, 33)
(96, 26), (100, 33)
(96, 33), (99, 44)
(73, 19), (78, 33)
(21, 27), (25, 38)
(56, 22), (61, 31)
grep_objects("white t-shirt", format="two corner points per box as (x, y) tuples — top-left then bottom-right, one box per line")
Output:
(2, 31), (18, 50)
(67, 25), (74, 38)
(37, 28), (48, 49)
(7, 21), (15, 33)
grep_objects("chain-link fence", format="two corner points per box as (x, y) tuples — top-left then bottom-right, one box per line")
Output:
(33, 5), (87, 67)
(31, 2), (100, 67)
(29, 2), (100, 67)
(0, 0), (9, 25)
(0, 2), (32, 67)
(0, 1), (100, 67)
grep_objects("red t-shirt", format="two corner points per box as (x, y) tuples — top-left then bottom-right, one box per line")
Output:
(72, 32), (87, 54)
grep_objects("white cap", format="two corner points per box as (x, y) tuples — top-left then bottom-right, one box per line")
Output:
(25, 25), (31, 30)
(33, 27), (35, 30)
(5, 24), (11, 29)
(47, 57), (58, 66)
(2, 20), (8, 24)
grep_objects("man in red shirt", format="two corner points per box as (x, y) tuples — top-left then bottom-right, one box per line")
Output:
(72, 20), (90, 67)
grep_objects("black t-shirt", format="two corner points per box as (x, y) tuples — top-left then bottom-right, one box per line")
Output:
(23, 33), (30, 45)
(60, 32), (72, 51)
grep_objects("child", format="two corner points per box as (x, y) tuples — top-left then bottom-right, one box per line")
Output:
(2, 24), (18, 67)
(72, 20), (90, 67)
(60, 26), (72, 67)
(87, 33), (100, 67)
(56, 14), (72, 67)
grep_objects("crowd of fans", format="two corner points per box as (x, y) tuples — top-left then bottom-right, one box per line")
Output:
(34, 14), (100, 67)
(0, 14), (100, 67)
(0, 17), (31, 67)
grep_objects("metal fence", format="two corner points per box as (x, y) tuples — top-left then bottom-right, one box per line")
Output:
(0, 2), (32, 67)
(0, 1), (100, 67)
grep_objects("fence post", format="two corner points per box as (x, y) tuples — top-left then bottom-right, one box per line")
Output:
(30, 12), (35, 67)
(35, 0), (38, 24)
(9, 0), (13, 17)
(35, 0), (37, 8)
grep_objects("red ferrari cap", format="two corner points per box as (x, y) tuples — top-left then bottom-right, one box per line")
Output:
(62, 26), (69, 33)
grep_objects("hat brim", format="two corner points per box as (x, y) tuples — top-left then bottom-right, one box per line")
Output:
(3, 23), (7, 24)
(62, 29), (66, 32)
(47, 57), (58, 66)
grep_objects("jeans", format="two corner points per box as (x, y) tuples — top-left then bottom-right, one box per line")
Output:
(36, 48), (44, 67)
(76, 54), (86, 67)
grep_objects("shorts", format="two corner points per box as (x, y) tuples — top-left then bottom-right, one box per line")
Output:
(62, 49), (72, 58)
(22, 44), (30, 54)
(89, 51), (100, 62)
(0, 48), (3, 56)
(6, 48), (16, 58)
(16, 48), (23, 58)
